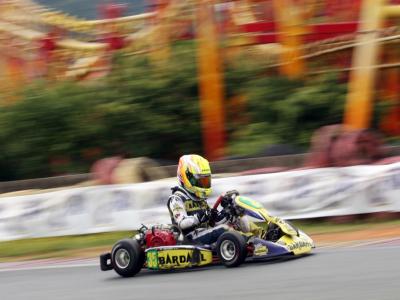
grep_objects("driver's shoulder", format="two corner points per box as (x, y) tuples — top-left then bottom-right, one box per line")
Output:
(167, 186), (186, 205)
(170, 186), (193, 200)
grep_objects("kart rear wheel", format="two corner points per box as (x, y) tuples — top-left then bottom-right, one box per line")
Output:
(111, 239), (144, 277)
(216, 232), (247, 268)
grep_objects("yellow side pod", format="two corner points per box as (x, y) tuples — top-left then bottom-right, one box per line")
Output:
(146, 247), (213, 270)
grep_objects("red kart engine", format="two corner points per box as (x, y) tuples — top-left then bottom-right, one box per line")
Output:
(145, 228), (177, 248)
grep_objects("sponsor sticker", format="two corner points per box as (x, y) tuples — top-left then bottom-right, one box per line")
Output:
(147, 248), (212, 269)
(254, 244), (268, 256)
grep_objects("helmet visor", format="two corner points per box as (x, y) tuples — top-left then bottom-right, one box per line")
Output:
(187, 171), (211, 188)
(195, 175), (211, 188)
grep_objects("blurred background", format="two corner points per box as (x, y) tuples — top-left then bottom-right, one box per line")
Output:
(0, 0), (400, 187)
(0, 0), (400, 186)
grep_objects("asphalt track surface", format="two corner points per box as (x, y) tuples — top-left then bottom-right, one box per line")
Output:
(1, 240), (399, 300)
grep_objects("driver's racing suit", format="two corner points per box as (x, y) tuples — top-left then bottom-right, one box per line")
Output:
(167, 186), (228, 244)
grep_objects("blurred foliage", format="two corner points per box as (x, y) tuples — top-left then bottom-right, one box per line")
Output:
(0, 41), (373, 180)
(0, 44), (203, 180)
(228, 73), (348, 156)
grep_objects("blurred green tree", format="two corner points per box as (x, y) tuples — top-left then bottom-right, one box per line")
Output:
(228, 73), (348, 156)
(0, 42), (350, 180)
(0, 44), (203, 179)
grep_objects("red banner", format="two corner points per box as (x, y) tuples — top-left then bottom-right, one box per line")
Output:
(326, 0), (361, 18)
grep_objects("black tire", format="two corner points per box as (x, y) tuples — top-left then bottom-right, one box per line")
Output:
(216, 231), (247, 268)
(111, 239), (144, 277)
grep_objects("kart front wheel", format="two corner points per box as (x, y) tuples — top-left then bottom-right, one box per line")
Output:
(111, 239), (144, 277)
(216, 232), (247, 268)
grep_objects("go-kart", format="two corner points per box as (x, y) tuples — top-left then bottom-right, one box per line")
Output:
(100, 191), (315, 277)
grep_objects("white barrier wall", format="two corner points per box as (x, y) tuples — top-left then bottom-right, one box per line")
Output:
(0, 163), (399, 241)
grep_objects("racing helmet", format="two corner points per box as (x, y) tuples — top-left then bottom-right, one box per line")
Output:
(177, 154), (212, 200)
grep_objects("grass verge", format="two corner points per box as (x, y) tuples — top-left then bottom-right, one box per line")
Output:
(0, 231), (132, 261)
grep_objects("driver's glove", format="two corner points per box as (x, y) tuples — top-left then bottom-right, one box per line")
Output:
(221, 190), (240, 208)
(195, 210), (209, 224)
(209, 208), (227, 225)
(209, 208), (219, 222)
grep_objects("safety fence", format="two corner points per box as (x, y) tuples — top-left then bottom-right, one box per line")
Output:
(0, 162), (399, 241)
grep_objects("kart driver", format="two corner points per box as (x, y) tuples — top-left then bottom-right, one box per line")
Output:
(167, 154), (229, 244)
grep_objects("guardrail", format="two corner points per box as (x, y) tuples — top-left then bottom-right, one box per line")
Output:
(1, 146), (399, 194)
(0, 174), (90, 195)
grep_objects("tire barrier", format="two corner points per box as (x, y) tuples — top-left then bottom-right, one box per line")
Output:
(329, 129), (384, 167)
(90, 156), (123, 185)
(305, 125), (384, 167)
(304, 124), (343, 167)
(373, 155), (400, 165)
(112, 157), (169, 184)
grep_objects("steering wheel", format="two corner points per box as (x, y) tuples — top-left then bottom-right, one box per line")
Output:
(213, 190), (239, 210)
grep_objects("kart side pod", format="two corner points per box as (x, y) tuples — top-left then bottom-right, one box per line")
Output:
(145, 245), (213, 270)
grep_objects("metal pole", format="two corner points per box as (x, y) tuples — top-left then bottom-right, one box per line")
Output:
(272, 0), (306, 78)
(196, 0), (226, 160)
(344, 0), (386, 129)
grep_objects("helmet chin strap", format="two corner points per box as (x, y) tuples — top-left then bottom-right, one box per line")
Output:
(178, 183), (202, 201)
